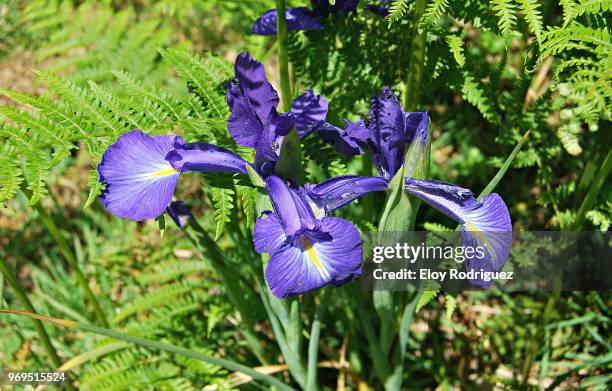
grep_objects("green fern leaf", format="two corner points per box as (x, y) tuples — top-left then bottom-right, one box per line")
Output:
(446, 35), (465, 67)
(416, 282), (440, 313)
(518, 0), (544, 44)
(388, 0), (410, 24)
(491, 0), (517, 40)
(237, 185), (257, 229)
(0, 159), (23, 203)
(211, 187), (235, 241)
(420, 0), (449, 28)
(461, 72), (498, 124)
(559, 0), (577, 26)
(444, 294), (457, 320)
(23, 149), (51, 205)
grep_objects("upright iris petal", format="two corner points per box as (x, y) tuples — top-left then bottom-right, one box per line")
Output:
(404, 178), (512, 287)
(251, 8), (324, 35)
(227, 52), (294, 176)
(98, 130), (182, 221)
(291, 90), (328, 139)
(254, 176), (363, 298)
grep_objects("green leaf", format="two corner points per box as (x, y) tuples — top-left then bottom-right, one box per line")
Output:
(491, 0), (517, 40)
(478, 129), (531, 199)
(444, 294), (457, 320)
(0, 309), (294, 391)
(446, 35), (465, 67)
(416, 287), (439, 313)
(518, 0), (544, 45)
(210, 187), (235, 241)
(275, 130), (302, 183)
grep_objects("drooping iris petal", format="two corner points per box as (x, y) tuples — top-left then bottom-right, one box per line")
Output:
(227, 53), (279, 147)
(404, 178), (512, 287)
(253, 212), (287, 255)
(305, 175), (389, 212)
(369, 87), (409, 178)
(256, 215), (362, 298)
(266, 175), (317, 236)
(166, 142), (249, 175)
(313, 122), (363, 156)
(98, 130), (181, 221)
(166, 201), (192, 229)
(251, 8), (324, 35)
(292, 90), (328, 139)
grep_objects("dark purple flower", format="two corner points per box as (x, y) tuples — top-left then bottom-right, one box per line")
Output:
(252, 8), (324, 35)
(254, 175), (362, 298)
(227, 52), (295, 176)
(252, 1), (389, 35)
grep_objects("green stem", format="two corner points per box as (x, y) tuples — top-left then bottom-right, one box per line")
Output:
(403, 0), (427, 111)
(571, 148), (612, 230)
(23, 191), (109, 328)
(305, 288), (332, 391)
(0, 309), (294, 391)
(276, 0), (292, 111)
(0, 258), (75, 391)
(182, 218), (269, 365)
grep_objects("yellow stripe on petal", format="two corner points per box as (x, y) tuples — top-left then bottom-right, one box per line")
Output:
(465, 222), (494, 258)
(150, 168), (179, 177)
(302, 237), (324, 273)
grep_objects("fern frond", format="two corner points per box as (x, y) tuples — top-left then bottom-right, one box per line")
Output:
(112, 281), (197, 324)
(112, 70), (188, 124)
(0, 158), (23, 203)
(575, 0), (612, 16)
(444, 294), (457, 320)
(491, 0), (517, 40)
(517, 0), (544, 44)
(23, 149), (51, 205)
(420, 0), (449, 28)
(446, 35), (465, 67)
(37, 71), (125, 137)
(387, 0), (410, 24)
(159, 48), (231, 118)
(461, 72), (498, 124)
(559, 0), (577, 26)
(236, 185), (257, 229)
(210, 187), (235, 241)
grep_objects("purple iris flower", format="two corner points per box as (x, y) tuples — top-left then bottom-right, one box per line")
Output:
(303, 87), (512, 288)
(254, 176), (362, 298)
(252, 0), (389, 36)
(97, 52), (363, 298)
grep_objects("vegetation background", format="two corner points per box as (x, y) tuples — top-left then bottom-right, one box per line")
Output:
(0, 0), (610, 389)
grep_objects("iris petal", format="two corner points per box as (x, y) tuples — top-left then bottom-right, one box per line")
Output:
(266, 175), (317, 236)
(227, 53), (279, 147)
(292, 90), (329, 139)
(252, 8), (324, 36)
(260, 215), (362, 298)
(369, 87), (408, 178)
(166, 142), (250, 175)
(404, 178), (512, 287)
(98, 130), (181, 221)
(306, 175), (389, 212)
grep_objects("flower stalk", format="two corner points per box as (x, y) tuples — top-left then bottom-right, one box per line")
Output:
(0, 258), (76, 391)
(22, 190), (109, 328)
(276, 0), (292, 111)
